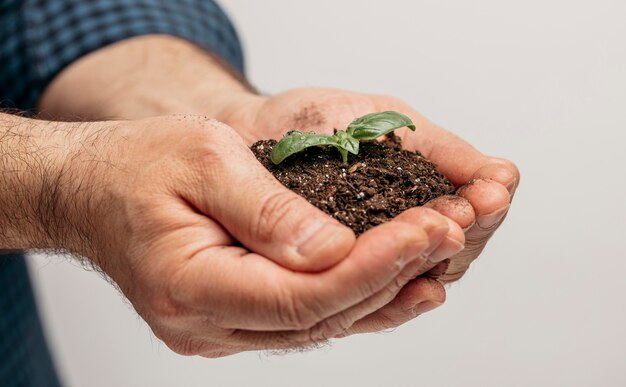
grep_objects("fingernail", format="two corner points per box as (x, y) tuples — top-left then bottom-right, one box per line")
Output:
(462, 221), (476, 232)
(411, 300), (443, 315)
(427, 237), (464, 263)
(505, 179), (517, 195)
(476, 204), (510, 229)
(504, 176), (519, 198)
(296, 220), (346, 261)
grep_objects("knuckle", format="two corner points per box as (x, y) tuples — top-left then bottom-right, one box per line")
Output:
(307, 314), (353, 343)
(392, 277), (405, 294)
(398, 259), (426, 284)
(384, 276), (407, 299)
(375, 310), (405, 331)
(177, 142), (228, 186)
(175, 118), (244, 171)
(192, 143), (227, 175)
(381, 268), (416, 303)
(278, 286), (322, 330)
(255, 191), (301, 243)
(402, 306), (424, 323)
(358, 274), (382, 300)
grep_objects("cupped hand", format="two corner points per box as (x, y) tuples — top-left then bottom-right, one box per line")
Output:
(217, 87), (519, 330)
(64, 114), (464, 356)
(35, 36), (507, 342)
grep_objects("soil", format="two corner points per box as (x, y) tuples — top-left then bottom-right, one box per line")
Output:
(251, 133), (456, 236)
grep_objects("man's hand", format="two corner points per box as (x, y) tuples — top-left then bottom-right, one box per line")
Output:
(38, 35), (517, 337)
(1, 113), (465, 355)
(218, 88), (519, 285)
(213, 88), (518, 286)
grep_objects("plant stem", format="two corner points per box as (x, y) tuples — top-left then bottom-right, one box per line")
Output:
(339, 148), (348, 164)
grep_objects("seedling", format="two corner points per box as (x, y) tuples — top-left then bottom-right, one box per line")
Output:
(271, 111), (416, 164)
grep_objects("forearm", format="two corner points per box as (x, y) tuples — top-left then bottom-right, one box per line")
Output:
(0, 113), (111, 257)
(0, 113), (63, 250)
(38, 35), (260, 121)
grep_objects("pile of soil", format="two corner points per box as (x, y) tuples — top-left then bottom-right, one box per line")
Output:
(251, 134), (456, 235)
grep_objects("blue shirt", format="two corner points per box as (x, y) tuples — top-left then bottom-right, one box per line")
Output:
(0, 1), (244, 385)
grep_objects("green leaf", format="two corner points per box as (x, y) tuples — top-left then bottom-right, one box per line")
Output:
(346, 111), (416, 140)
(270, 111), (416, 165)
(271, 131), (345, 164)
(334, 130), (360, 155)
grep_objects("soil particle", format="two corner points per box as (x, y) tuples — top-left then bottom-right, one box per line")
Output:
(251, 134), (456, 235)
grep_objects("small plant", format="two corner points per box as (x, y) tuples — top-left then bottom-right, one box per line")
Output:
(271, 111), (416, 164)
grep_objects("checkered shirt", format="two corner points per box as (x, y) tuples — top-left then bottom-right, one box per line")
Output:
(0, 0), (244, 110)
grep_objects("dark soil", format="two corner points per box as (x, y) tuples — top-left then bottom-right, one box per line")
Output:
(251, 133), (456, 236)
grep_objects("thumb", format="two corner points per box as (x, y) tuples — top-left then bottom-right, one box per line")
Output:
(185, 121), (355, 272)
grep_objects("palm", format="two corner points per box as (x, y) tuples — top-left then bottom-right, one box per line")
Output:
(226, 88), (393, 142)
(225, 87), (519, 283)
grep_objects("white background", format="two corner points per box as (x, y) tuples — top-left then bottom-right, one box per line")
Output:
(28, 1), (626, 386)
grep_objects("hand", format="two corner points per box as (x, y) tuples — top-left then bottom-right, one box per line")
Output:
(219, 87), (520, 285)
(46, 114), (464, 355)
(37, 36), (507, 337)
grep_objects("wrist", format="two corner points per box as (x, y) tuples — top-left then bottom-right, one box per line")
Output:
(45, 120), (125, 268)
(105, 81), (261, 122)
(38, 35), (258, 121)
(0, 114), (119, 262)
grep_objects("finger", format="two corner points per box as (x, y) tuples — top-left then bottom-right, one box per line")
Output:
(409, 131), (517, 237)
(223, 211), (462, 348)
(424, 177), (511, 282)
(269, 93), (520, 192)
(272, 210), (457, 342)
(171, 219), (437, 331)
(424, 195), (476, 231)
(431, 179), (511, 282)
(338, 277), (446, 335)
(469, 159), (520, 198)
(178, 120), (355, 272)
(160, 278), (446, 355)
(376, 105), (520, 270)
(228, 277), (446, 350)
(458, 179), (511, 231)
(396, 115), (520, 192)
(394, 207), (465, 263)
(226, 257), (429, 349)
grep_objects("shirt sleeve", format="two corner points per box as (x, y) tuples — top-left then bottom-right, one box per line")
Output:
(0, 0), (244, 111)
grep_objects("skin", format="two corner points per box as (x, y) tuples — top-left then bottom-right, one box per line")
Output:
(218, 88), (518, 285)
(1, 112), (463, 356)
(36, 35), (519, 349)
